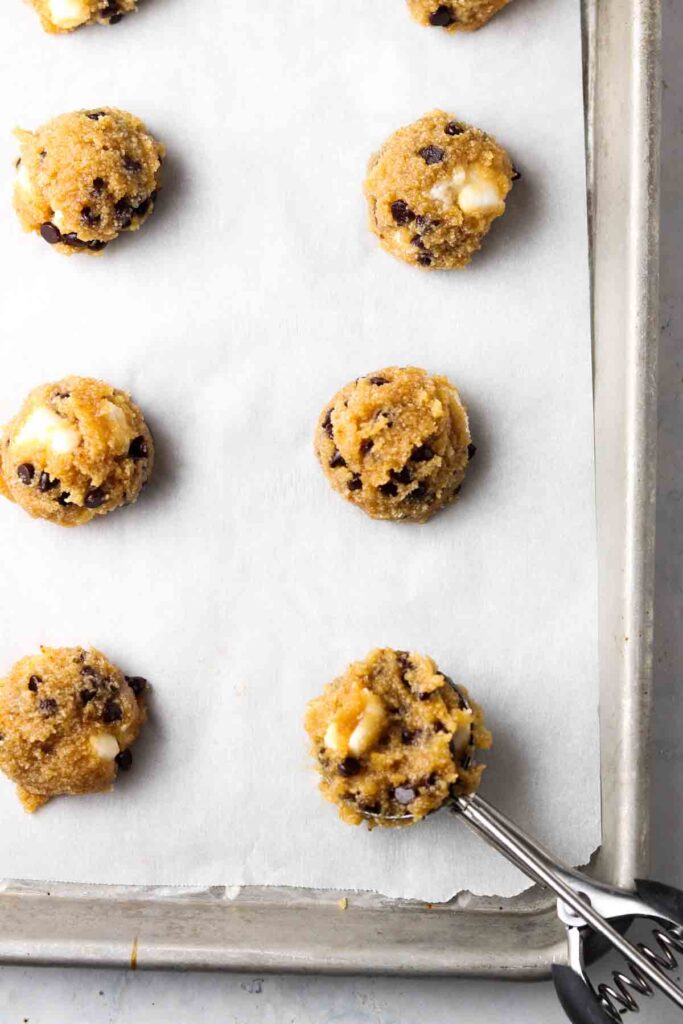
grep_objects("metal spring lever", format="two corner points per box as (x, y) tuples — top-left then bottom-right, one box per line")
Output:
(453, 794), (683, 1023)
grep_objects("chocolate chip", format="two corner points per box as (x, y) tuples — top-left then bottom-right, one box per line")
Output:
(125, 675), (147, 697)
(114, 198), (133, 229)
(84, 487), (106, 509)
(101, 0), (120, 16)
(91, 177), (106, 196)
(393, 785), (417, 805)
(81, 206), (101, 228)
(401, 730), (416, 745)
(390, 200), (415, 226)
(369, 376), (388, 386)
(359, 439), (374, 456)
(430, 5), (456, 26)
(411, 444), (434, 463)
(27, 675), (41, 692)
(122, 155), (142, 173)
(322, 408), (334, 439)
(417, 253), (433, 267)
(415, 215), (437, 232)
(419, 145), (446, 165)
(390, 466), (412, 485)
(467, 443), (477, 460)
(134, 196), (151, 218)
(115, 749), (133, 771)
(378, 481), (398, 497)
(39, 150), (47, 159)
(339, 757), (361, 777)
(427, 772), (439, 786)
(434, 721), (448, 733)
(40, 222), (61, 245)
(411, 235), (427, 250)
(62, 233), (88, 249)
(444, 121), (464, 136)
(17, 463), (34, 485)
(88, 240), (108, 252)
(79, 688), (96, 705)
(109, 13), (124, 23)
(418, 691), (433, 701)
(102, 699), (122, 724)
(408, 483), (428, 501)
(38, 471), (59, 492)
(38, 698), (58, 717)
(358, 800), (381, 815)
(128, 435), (148, 460)
(85, 111), (106, 121)
(329, 449), (346, 469)
(348, 475), (363, 492)
(57, 492), (72, 506)
(511, 167), (522, 181)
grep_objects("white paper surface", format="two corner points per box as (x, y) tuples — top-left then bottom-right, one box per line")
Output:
(0, 0), (599, 901)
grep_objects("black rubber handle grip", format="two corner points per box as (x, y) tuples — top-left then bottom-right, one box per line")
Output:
(552, 964), (618, 1024)
(636, 878), (683, 928)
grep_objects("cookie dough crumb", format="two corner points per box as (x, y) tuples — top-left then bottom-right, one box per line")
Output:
(315, 366), (472, 523)
(305, 648), (490, 828)
(406, 0), (511, 33)
(13, 108), (163, 254)
(28, 0), (136, 33)
(364, 109), (514, 270)
(0, 646), (148, 811)
(0, 375), (154, 527)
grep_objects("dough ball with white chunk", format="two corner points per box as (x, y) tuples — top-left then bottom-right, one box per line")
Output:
(28, 0), (137, 34)
(13, 108), (163, 255)
(0, 646), (147, 812)
(305, 648), (491, 827)
(406, 0), (511, 34)
(0, 376), (154, 527)
(364, 110), (515, 270)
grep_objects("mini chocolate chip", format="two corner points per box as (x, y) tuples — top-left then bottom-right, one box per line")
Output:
(358, 800), (381, 815)
(128, 435), (148, 460)
(122, 155), (142, 173)
(38, 698), (58, 717)
(134, 196), (150, 218)
(27, 675), (41, 692)
(79, 688), (96, 705)
(378, 481), (398, 497)
(38, 471), (59, 492)
(338, 757), (361, 777)
(322, 408), (334, 439)
(418, 691), (433, 701)
(394, 785), (417, 805)
(81, 206), (101, 228)
(468, 443), (477, 460)
(92, 177), (106, 196)
(417, 253), (433, 266)
(39, 149), (47, 159)
(401, 729), (417, 745)
(411, 444), (434, 463)
(85, 111), (106, 121)
(391, 466), (412, 485)
(109, 13), (124, 22)
(434, 721), (448, 733)
(430, 5), (456, 26)
(329, 449), (346, 469)
(114, 198), (133, 229)
(359, 439), (374, 456)
(511, 167), (522, 181)
(415, 215), (438, 232)
(102, 699), (122, 724)
(410, 235), (426, 250)
(369, 376), (388, 386)
(390, 199), (415, 225)
(57, 492), (72, 506)
(115, 749), (133, 771)
(408, 483), (428, 501)
(427, 772), (439, 786)
(81, 665), (100, 679)
(348, 475), (363, 492)
(419, 145), (446, 165)
(62, 233), (88, 249)
(88, 240), (108, 252)
(17, 463), (34, 485)
(444, 121), (464, 136)
(40, 222), (61, 245)
(125, 675), (147, 697)
(85, 487), (106, 509)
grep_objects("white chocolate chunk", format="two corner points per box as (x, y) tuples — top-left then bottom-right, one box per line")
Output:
(348, 690), (386, 756)
(90, 733), (119, 760)
(451, 713), (474, 759)
(48, 0), (91, 28)
(13, 406), (81, 456)
(323, 721), (342, 753)
(430, 163), (506, 216)
(14, 164), (34, 198)
(98, 400), (132, 452)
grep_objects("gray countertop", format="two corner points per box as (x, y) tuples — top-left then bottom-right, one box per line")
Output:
(0, 1), (680, 1020)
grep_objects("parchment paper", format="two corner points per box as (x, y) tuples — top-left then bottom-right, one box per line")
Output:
(0, 0), (599, 901)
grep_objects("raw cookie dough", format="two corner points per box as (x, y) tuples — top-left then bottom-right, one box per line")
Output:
(305, 648), (490, 827)
(0, 646), (148, 812)
(364, 109), (515, 270)
(406, 0), (510, 33)
(0, 375), (154, 527)
(13, 108), (164, 255)
(28, 0), (136, 32)
(315, 366), (473, 523)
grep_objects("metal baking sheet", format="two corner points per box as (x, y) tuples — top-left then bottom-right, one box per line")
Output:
(0, 0), (660, 977)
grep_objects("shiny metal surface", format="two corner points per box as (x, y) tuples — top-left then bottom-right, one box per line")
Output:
(0, 0), (661, 978)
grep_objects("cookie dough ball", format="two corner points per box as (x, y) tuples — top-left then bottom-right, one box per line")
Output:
(305, 648), (490, 827)
(0, 376), (154, 527)
(406, 0), (510, 33)
(315, 366), (473, 523)
(13, 108), (164, 255)
(29, 0), (136, 33)
(0, 646), (148, 812)
(364, 110), (514, 270)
